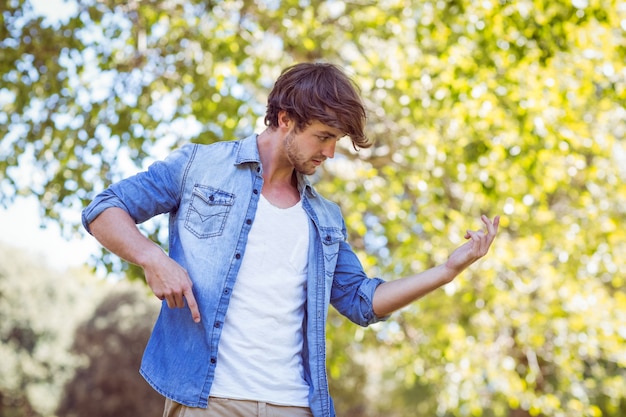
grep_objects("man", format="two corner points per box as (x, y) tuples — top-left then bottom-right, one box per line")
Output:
(82, 62), (499, 417)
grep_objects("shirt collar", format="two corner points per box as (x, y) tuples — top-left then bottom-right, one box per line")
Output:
(296, 172), (317, 198)
(235, 133), (317, 198)
(234, 134), (261, 165)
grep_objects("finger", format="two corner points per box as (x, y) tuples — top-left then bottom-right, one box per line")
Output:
(165, 295), (176, 309)
(489, 215), (501, 232)
(493, 215), (501, 231)
(468, 229), (491, 254)
(173, 292), (186, 308)
(184, 288), (201, 323)
(482, 215), (501, 243)
(479, 219), (498, 253)
(481, 215), (495, 235)
(465, 229), (484, 240)
(465, 230), (480, 244)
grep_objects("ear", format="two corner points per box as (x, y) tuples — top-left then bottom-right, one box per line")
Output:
(277, 111), (292, 129)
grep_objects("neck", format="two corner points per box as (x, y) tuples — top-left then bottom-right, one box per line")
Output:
(257, 128), (295, 186)
(256, 128), (300, 207)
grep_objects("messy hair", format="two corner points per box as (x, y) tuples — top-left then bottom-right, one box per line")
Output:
(264, 62), (371, 149)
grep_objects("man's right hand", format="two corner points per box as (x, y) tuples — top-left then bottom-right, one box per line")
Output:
(143, 254), (201, 323)
(88, 207), (201, 323)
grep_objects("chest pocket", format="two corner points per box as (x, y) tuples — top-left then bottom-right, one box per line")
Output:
(185, 185), (235, 238)
(320, 227), (344, 276)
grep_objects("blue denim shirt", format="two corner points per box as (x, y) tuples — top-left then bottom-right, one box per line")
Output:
(82, 134), (387, 417)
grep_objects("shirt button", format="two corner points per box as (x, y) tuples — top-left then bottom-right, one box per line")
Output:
(253, 189), (259, 194)
(210, 357), (217, 364)
(214, 322), (221, 328)
(246, 219), (252, 225)
(325, 235), (331, 241)
(223, 288), (230, 295)
(235, 253), (241, 259)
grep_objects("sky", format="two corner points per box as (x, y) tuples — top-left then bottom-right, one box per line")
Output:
(0, 196), (99, 271)
(29, 0), (78, 23)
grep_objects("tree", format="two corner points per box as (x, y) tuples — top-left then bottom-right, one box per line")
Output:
(0, 244), (99, 417)
(0, 242), (164, 417)
(57, 282), (162, 417)
(2, 0), (625, 415)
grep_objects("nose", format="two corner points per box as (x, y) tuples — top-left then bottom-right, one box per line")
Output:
(322, 141), (336, 159)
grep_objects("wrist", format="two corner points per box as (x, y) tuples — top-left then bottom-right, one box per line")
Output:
(135, 241), (166, 270)
(440, 262), (461, 284)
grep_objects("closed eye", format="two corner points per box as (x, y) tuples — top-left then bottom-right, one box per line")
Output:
(317, 134), (343, 142)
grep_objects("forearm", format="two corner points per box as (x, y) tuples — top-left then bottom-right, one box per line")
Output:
(372, 263), (458, 317)
(373, 215), (500, 317)
(88, 207), (164, 268)
(89, 207), (201, 322)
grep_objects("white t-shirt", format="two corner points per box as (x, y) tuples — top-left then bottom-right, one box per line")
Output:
(210, 194), (310, 406)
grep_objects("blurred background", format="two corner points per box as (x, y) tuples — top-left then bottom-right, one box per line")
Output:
(1, 0), (625, 416)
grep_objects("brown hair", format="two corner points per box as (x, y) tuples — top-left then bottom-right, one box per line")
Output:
(264, 62), (371, 149)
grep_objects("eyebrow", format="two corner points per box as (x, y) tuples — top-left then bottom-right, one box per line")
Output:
(316, 129), (343, 138)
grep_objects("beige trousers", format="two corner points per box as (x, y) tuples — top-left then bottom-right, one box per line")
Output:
(163, 397), (314, 417)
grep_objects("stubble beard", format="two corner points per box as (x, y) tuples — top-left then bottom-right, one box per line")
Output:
(285, 131), (316, 175)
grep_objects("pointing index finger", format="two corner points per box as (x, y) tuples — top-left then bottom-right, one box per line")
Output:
(184, 288), (201, 323)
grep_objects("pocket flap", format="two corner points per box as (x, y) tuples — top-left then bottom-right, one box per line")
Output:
(192, 186), (234, 206)
(319, 227), (344, 245)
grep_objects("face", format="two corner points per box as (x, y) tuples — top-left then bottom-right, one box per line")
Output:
(283, 120), (344, 175)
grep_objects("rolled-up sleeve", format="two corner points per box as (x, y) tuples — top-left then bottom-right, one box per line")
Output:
(330, 240), (389, 326)
(82, 191), (132, 234)
(81, 144), (195, 234)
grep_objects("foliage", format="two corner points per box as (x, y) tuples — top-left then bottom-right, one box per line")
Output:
(57, 282), (162, 417)
(2, 0), (626, 416)
(0, 243), (162, 417)
(0, 245), (100, 417)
